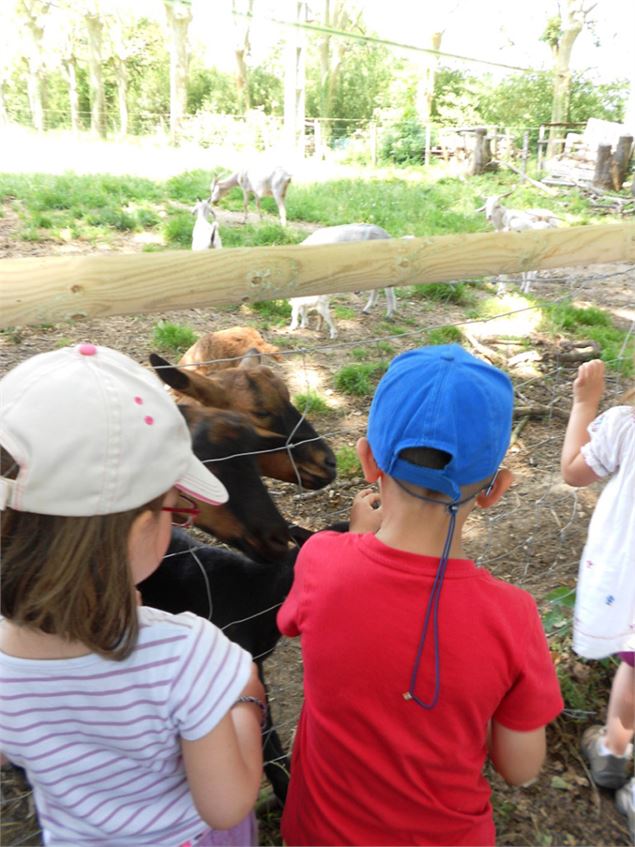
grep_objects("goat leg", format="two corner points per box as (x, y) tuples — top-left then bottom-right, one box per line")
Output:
(258, 663), (290, 804)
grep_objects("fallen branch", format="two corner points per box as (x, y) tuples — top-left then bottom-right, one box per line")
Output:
(510, 415), (530, 446)
(462, 330), (507, 366)
(493, 159), (557, 195)
(514, 404), (569, 421)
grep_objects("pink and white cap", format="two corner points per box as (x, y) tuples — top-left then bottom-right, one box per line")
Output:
(0, 343), (228, 516)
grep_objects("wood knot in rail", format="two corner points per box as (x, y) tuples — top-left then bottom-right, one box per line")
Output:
(244, 257), (299, 293)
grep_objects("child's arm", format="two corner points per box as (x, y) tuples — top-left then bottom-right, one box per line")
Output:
(349, 487), (382, 533)
(561, 359), (604, 487)
(488, 721), (546, 786)
(181, 662), (264, 830)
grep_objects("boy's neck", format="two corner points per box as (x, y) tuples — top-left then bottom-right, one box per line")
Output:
(373, 484), (472, 559)
(0, 620), (91, 660)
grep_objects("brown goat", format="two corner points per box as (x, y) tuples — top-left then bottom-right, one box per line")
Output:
(178, 326), (282, 377)
(179, 405), (292, 561)
(150, 352), (337, 490)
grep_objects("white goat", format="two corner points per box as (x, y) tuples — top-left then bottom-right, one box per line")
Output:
(288, 224), (398, 340)
(191, 199), (222, 251)
(210, 167), (291, 227)
(484, 196), (560, 294)
(289, 294), (338, 340)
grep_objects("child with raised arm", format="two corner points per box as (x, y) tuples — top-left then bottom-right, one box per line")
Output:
(277, 344), (563, 847)
(0, 344), (266, 847)
(561, 358), (635, 841)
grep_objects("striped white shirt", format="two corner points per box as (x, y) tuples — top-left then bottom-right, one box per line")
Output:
(0, 606), (252, 846)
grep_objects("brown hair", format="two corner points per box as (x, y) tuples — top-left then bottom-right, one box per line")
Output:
(0, 495), (164, 661)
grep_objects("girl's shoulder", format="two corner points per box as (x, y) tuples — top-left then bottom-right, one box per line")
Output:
(136, 606), (213, 651)
(591, 404), (635, 431)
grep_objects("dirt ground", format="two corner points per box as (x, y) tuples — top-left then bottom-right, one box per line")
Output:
(1, 210), (634, 846)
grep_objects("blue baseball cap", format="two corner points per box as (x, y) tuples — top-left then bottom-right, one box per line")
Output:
(367, 345), (513, 501)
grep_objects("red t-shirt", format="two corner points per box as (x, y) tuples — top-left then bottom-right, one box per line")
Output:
(277, 531), (563, 846)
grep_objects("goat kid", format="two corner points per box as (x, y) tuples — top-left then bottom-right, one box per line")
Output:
(211, 166), (291, 227)
(288, 224), (398, 340)
(191, 198), (222, 250)
(484, 196), (560, 294)
(178, 326), (282, 377)
(150, 352), (337, 490)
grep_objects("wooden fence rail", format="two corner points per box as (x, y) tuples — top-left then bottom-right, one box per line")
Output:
(1, 223), (634, 329)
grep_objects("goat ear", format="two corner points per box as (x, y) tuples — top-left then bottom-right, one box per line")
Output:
(149, 353), (191, 392)
(171, 366), (228, 407)
(239, 348), (264, 369)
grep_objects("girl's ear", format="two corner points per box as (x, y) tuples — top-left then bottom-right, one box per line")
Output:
(356, 437), (382, 483)
(476, 467), (513, 508)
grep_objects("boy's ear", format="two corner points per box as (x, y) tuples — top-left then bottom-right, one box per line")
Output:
(476, 467), (513, 508)
(356, 437), (382, 483)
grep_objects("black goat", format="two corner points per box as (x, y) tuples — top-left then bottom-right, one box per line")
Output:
(138, 523), (348, 804)
(138, 528), (299, 803)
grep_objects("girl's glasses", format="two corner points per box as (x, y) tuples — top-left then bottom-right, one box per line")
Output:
(161, 493), (201, 529)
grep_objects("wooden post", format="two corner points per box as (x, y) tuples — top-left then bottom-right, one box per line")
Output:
(424, 124), (431, 166)
(313, 118), (322, 159)
(612, 135), (634, 190)
(470, 127), (492, 175)
(593, 144), (614, 190)
(370, 121), (377, 167)
(537, 125), (546, 173)
(490, 127), (498, 159)
(521, 131), (529, 180)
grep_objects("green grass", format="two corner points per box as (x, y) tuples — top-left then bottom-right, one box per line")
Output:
(411, 282), (476, 305)
(293, 391), (332, 415)
(336, 445), (362, 478)
(542, 302), (634, 375)
(426, 326), (463, 345)
(152, 321), (198, 355)
(0, 168), (603, 251)
(334, 361), (388, 396)
(163, 212), (194, 248)
(332, 305), (356, 320)
(250, 300), (292, 325)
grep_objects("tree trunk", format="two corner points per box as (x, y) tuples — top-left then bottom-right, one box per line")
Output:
(164, 1), (192, 145)
(545, 2), (585, 158)
(233, 0), (253, 114)
(85, 12), (106, 138)
(26, 67), (45, 131)
(63, 58), (80, 133)
(284, 0), (307, 157)
(22, 2), (48, 132)
(114, 58), (128, 137)
(416, 31), (443, 125)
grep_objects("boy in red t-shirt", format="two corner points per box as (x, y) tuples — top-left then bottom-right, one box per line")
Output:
(277, 344), (563, 846)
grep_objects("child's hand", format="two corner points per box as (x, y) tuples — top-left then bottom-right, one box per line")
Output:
(573, 359), (605, 406)
(349, 488), (382, 534)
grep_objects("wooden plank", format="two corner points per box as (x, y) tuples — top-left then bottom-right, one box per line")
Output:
(1, 223), (634, 329)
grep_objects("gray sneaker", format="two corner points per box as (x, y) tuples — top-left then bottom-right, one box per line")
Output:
(615, 778), (635, 846)
(581, 725), (630, 790)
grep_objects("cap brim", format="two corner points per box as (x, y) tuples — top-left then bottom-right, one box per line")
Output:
(176, 455), (229, 506)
